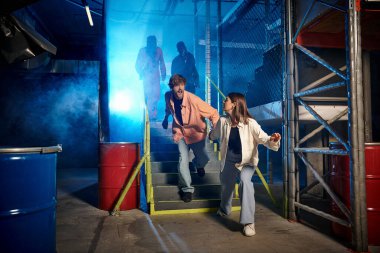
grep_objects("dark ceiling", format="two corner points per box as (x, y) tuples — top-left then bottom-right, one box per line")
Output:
(27, 0), (104, 60)
(1, 0), (242, 61)
(0, 0), (104, 60)
(3, 0), (378, 63)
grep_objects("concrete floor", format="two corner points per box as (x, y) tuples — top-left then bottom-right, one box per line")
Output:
(56, 168), (377, 253)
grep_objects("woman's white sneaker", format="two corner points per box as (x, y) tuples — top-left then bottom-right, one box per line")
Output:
(243, 223), (256, 236)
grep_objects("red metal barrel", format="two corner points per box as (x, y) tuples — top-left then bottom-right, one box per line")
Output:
(364, 143), (380, 245)
(330, 142), (380, 245)
(98, 142), (140, 211)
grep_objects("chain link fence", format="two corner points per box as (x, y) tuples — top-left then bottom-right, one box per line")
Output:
(196, 1), (285, 182)
(223, 1), (284, 108)
(198, 1), (285, 109)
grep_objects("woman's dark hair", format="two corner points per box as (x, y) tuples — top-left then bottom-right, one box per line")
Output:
(168, 74), (187, 89)
(227, 92), (253, 124)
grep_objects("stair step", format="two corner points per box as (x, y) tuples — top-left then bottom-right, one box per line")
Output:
(150, 136), (173, 144)
(149, 121), (170, 129)
(154, 199), (240, 211)
(151, 161), (221, 173)
(150, 143), (178, 152)
(150, 135), (218, 146)
(152, 172), (220, 185)
(148, 121), (226, 213)
(150, 143), (216, 152)
(150, 128), (173, 137)
(154, 184), (237, 201)
(150, 151), (219, 162)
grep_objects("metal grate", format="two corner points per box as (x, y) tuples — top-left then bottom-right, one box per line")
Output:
(215, 1), (285, 107)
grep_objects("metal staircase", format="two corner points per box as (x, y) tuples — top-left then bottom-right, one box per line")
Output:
(148, 121), (240, 215)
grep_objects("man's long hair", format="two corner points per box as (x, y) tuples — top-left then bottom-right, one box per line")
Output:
(169, 74), (186, 89)
(228, 92), (253, 124)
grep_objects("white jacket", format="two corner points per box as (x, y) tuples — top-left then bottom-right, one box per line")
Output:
(209, 116), (280, 171)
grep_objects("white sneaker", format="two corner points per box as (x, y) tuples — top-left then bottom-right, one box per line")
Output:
(243, 223), (256, 236)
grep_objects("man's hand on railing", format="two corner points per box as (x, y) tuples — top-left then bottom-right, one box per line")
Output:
(162, 117), (168, 129)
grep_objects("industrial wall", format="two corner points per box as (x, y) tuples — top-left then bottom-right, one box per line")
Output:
(0, 63), (99, 169)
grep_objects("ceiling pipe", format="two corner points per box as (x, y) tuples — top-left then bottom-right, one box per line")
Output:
(82, 0), (94, 26)
(63, 0), (102, 16)
(219, 0), (245, 26)
(218, 0), (258, 27)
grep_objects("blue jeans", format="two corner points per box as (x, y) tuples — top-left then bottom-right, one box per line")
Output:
(177, 138), (209, 193)
(220, 158), (256, 224)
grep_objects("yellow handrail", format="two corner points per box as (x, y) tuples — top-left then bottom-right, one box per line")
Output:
(256, 167), (278, 207)
(205, 75), (226, 99)
(144, 106), (152, 205)
(111, 153), (147, 215)
(206, 75), (278, 207)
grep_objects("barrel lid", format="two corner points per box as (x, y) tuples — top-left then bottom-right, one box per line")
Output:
(99, 142), (139, 144)
(365, 142), (380, 146)
(0, 144), (62, 154)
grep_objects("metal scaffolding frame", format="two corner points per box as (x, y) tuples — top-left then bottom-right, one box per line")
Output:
(205, 0), (211, 105)
(285, 0), (368, 251)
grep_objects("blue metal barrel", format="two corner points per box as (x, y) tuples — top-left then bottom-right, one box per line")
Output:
(0, 145), (62, 253)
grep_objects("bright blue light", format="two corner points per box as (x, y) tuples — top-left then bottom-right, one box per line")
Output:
(109, 90), (131, 113)
(105, 1), (148, 142)
(107, 59), (144, 114)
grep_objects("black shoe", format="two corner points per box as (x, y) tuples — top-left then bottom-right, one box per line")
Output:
(180, 191), (192, 203)
(197, 168), (205, 177)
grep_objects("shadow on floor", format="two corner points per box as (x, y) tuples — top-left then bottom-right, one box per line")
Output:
(87, 216), (107, 253)
(253, 184), (353, 248)
(70, 182), (99, 208)
(255, 184), (284, 216)
(298, 195), (352, 249)
(209, 212), (242, 233)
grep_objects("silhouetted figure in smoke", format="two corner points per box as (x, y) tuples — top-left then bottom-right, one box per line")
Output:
(171, 41), (199, 94)
(135, 35), (166, 119)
